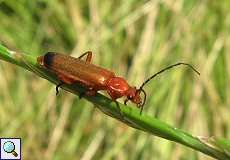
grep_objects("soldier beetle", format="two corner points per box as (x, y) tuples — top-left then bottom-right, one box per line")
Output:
(37, 51), (200, 114)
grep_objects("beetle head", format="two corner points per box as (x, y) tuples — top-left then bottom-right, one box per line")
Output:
(125, 87), (146, 114)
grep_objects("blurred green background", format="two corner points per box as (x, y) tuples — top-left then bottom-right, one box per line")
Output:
(0, 0), (229, 160)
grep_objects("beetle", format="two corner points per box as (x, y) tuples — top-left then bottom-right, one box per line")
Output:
(37, 51), (200, 114)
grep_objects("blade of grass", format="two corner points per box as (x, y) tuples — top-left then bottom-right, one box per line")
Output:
(0, 43), (229, 160)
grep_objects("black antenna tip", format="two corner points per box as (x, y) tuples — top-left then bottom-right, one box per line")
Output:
(185, 63), (200, 75)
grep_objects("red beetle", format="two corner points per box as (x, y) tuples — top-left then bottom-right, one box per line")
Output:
(37, 51), (199, 114)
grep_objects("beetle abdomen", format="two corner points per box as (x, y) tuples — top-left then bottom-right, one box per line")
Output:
(38, 52), (115, 89)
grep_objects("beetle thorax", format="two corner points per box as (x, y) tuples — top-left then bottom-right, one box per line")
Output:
(106, 77), (131, 100)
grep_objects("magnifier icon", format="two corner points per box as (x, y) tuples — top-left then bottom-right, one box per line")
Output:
(3, 141), (18, 157)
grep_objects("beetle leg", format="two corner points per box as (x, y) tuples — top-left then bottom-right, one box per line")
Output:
(124, 99), (129, 105)
(79, 88), (97, 99)
(140, 105), (144, 115)
(111, 100), (125, 119)
(86, 90), (97, 96)
(79, 92), (84, 99)
(56, 82), (64, 95)
(78, 51), (92, 63)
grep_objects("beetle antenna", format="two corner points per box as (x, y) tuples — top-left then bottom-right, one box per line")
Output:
(137, 88), (146, 115)
(139, 62), (200, 90)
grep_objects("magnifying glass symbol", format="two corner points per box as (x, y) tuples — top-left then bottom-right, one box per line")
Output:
(3, 141), (18, 157)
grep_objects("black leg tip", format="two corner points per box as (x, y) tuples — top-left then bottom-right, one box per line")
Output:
(139, 107), (144, 115)
(56, 82), (63, 96)
(124, 99), (128, 105)
(56, 88), (59, 96)
(78, 92), (85, 99)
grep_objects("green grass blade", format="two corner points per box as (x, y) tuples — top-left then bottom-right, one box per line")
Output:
(0, 43), (229, 160)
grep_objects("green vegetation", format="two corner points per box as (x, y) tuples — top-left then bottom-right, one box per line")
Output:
(0, 1), (229, 159)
